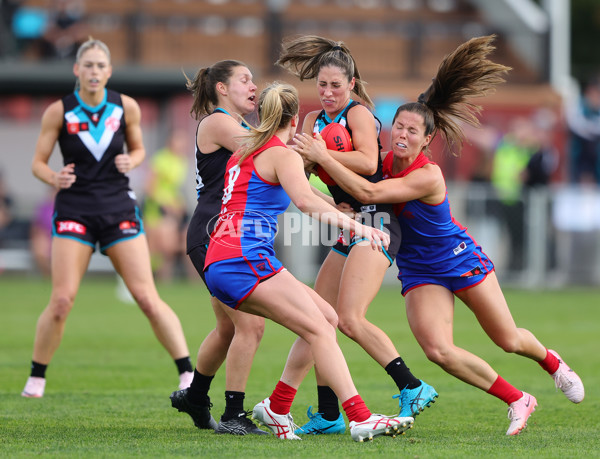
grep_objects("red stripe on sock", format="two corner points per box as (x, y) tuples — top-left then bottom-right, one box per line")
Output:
(269, 381), (297, 415)
(341, 394), (371, 423)
(487, 375), (523, 405)
(538, 348), (560, 374)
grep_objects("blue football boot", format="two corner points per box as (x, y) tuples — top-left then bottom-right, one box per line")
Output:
(393, 380), (438, 418)
(294, 406), (346, 435)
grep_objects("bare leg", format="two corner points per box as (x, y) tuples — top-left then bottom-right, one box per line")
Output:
(312, 250), (345, 386)
(108, 235), (189, 359)
(405, 283), (499, 390)
(241, 270), (357, 402)
(457, 272), (547, 361)
(337, 244), (400, 367)
(31, 237), (92, 364)
(218, 300), (265, 392)
(194, 296), (234, 376)
(277, 283), (339, 388)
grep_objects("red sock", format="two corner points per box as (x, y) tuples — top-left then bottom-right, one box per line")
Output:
(487, 375), (523, 405)
(538, 348), (560, 374)
(341, 395), (371, 423)
(269, 381), (297, 415)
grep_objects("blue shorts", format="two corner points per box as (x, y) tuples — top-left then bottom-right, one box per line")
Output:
(204, 254), (285, 309)
(52, 207), (144, 254)
(399, 260), (495, 296)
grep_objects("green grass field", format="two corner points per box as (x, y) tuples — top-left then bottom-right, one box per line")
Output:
(1, 274), (599, 458)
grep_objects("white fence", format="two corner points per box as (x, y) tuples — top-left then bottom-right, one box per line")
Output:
(2, 182), (600, 288)
(278, 182), (600, 289)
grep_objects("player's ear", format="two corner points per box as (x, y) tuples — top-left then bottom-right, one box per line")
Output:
(423, 133), (432, 148)
(349, 77), (356, 92)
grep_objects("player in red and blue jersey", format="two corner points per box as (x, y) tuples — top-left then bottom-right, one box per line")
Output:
(277, 34), (436, 435)
(22, 38), (192, 399)
(381, 151), (494, 294)
(203, 134), (291, 305)
(296, 35), (584, 436)
(204, 81), (414, 442)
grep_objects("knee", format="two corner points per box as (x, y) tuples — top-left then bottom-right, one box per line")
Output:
(337, 313), (361, 341)
(422, 344), (453, 368)
(47, 293), (75, 322)
(322, 307), (338, 329)
(234, 316), (265, 347)
(215, 319), (235, 343)
(494, 335), (521, 354)
(132, 291), (162, 319)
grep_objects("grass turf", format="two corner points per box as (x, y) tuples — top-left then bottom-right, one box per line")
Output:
(1, 274), (599, 457)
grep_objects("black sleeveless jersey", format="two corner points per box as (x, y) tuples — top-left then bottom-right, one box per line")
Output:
(55, 89), (136, 215)
(312, 100), (383, 212)
(186, 112), (235, 252)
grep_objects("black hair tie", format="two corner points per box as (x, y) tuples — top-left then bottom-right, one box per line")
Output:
(418, 78), (436, 105)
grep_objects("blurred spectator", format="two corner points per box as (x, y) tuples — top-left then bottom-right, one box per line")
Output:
(9, 0), (85, 61)
(0, 170), (14, 245)
(523, 108), (560, 188)
(8, 1), (47, 59)
(490, 117), (539, 271)
(29, 186), (55, 277)
(38, 0), (86, 60)
(565, 76), (600, 184)
(142, 130), (192, 282)
(0, 0), (23, 57)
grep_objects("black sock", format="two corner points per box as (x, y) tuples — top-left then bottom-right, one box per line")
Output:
(30, 361), (47, 378)
(222, 391), (245, 420)
(174, 356), (193, 375)
(385, 357), (421, 391)
(317, 385), (340, 421)
(187, 370), (214, 404)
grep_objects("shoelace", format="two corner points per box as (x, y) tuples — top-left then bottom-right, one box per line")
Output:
(237, 410), (253, 419)
(235, 411), (258, 427)
(306, 408), (325, 422)
(286, 413), (300, 433)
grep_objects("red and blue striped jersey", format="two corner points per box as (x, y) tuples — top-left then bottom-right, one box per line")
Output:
(205, 136), (291, 267)
(383, 152), (491, 276)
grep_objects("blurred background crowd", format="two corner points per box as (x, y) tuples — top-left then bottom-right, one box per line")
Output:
(1, 0), (600, 288)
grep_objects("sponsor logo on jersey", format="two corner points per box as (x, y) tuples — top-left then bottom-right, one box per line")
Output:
(67, 122), (89, 134)
(57, 220), (86, 234)
(105, 116), (121, 132)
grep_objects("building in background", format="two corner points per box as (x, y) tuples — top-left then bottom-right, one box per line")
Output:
(2, 0), (599, 287)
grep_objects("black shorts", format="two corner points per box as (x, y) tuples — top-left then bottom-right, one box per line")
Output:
(188, 243), (210, 290)
(52, 207), (144, 254)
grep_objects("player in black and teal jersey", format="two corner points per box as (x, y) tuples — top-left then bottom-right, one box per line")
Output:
(22, 38), (193, 399)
